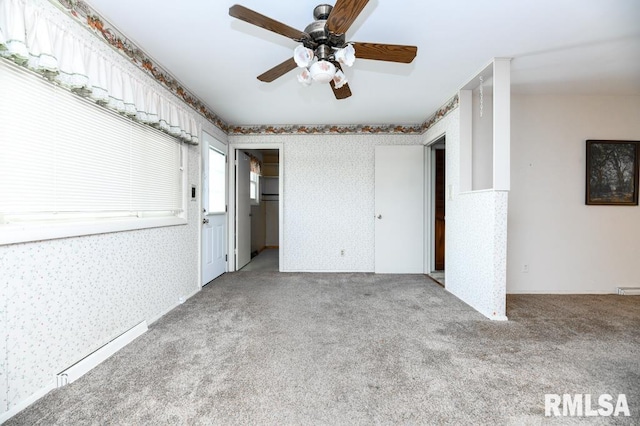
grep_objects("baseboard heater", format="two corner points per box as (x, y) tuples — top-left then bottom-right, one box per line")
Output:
(56, 320), (148, 388)
(617, 287), (640, 296)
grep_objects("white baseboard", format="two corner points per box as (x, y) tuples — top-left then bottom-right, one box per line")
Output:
(56, 320), (148, 388)
(490, 315), (509, 321)
(507, 290), (614, 295)
(0, 321), (148, 423)
(617, 287), (640, 295)
(0, 288), (202, 423)
(0, 381), (56, 424)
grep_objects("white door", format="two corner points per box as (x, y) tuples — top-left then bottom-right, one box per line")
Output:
(236, 151), (251, 270)
(375, 145), (424, 273)
(201, 133), (227, 285)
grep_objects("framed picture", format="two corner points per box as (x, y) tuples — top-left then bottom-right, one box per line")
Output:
(586, 140), (639, 205)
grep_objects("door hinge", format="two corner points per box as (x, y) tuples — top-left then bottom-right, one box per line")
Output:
(225, 205), (228, 213)
(225, 254), (228, 262)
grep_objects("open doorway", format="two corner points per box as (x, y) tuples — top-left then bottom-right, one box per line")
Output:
(230, 146), (283, 272)
(428, 136), (445, 285)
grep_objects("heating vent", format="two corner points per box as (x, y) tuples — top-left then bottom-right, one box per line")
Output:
(57, 321), (148, 387)
(617, 287), (640, 296)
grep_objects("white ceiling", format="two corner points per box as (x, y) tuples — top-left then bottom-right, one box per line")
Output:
(84, 0), (640, 127)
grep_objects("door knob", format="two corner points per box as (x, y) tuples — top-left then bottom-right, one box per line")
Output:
(203, 218), (209, 224)
(377, 214), (382, 219)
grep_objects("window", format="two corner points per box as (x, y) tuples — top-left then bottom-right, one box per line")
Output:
(208, 147), (226, 213)
(0, 61), (187, 245)
(250, 171), (260, 205)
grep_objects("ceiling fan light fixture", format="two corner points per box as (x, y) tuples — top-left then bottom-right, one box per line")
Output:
(293, 45), (315, 68)
(333, 69), (348, 89)
(335, 44), (355, 67)
(297, 68), (313, 86)
(308, 60), (336, 83)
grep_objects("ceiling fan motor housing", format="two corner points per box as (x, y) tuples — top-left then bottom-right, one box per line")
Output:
(305, 20), (329, 45)
(303, 4), (347, 56)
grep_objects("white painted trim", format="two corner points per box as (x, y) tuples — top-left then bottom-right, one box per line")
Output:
(459, 189), (510, 196)
(424, 146), (433, 274)
(492, 58), (511, 191)
(617, 288), (640, 295)
(507, 290), (617, 295)
(0, 216), (187, 246)
(284, 269), (373, 273)
(423, 133), (446, 275)
(0, 381), (56, 424)
(227, 143), (284, 272)
(56, 321), (148, 388)
(458, 89), (473, 193)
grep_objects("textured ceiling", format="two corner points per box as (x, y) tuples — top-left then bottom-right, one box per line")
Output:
(83, 0), (640, 128)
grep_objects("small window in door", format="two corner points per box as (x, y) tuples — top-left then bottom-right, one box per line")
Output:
(208, 147), (226, 213)
(250, 171), (260, 205)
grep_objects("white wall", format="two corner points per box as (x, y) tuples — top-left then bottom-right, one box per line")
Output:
(508, 95), (640, 293)
(229, 133), (423, 272)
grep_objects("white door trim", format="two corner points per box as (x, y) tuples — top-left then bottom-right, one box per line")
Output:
(423, 133), (446, 274)
(227, 142), (284, 272)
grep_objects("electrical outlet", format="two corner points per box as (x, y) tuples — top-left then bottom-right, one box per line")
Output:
(522, 264), (529, 273)
(340, 249), (345, 257)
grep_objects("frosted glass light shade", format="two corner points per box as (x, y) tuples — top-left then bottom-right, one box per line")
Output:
(293, 45), (314, 68)
(335, 44), (355, 67)
(333, 69), (348, 89)
(297, 68), (312, 86)
(309, 60), (336, 83)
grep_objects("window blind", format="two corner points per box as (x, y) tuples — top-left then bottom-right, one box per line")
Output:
(0, 60), (183, 221)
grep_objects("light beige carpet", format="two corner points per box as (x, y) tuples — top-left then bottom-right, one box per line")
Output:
(8, 272), (639, 425)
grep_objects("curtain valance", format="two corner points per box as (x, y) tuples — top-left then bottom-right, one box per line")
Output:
(0, 0), (199, 144)
(248, 154), (262, 175)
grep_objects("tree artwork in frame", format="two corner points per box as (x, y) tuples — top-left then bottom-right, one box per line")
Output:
(586, 140), (639, 205)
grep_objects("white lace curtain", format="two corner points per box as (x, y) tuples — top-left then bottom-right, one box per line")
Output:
(0, 0), (199, 144)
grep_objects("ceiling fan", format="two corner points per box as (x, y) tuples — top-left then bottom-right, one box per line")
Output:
(229, 0), (418, 100)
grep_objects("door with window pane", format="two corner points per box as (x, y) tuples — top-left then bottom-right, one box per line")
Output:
(202, 133), (227, 285)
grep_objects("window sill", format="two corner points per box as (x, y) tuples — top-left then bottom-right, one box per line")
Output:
(0, 216), (187, 246)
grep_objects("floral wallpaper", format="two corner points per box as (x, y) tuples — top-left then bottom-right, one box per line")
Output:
(229, 133), (424, 272)
(422, 109), (508, 320)
(0, 117), (201, 414)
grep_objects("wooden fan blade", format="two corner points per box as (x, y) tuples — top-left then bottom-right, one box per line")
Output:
(330, 63), (352, 100)
(229, 4), (308, 41)
(257, 58), (298, 82)
(352, 42), (418, 63)
(326, 0), (370, 35)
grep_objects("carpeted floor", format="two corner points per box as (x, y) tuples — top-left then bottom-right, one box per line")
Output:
(7, 273), (639, 425)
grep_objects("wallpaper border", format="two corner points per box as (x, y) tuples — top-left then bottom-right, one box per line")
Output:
(52, 0), (458, 136)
